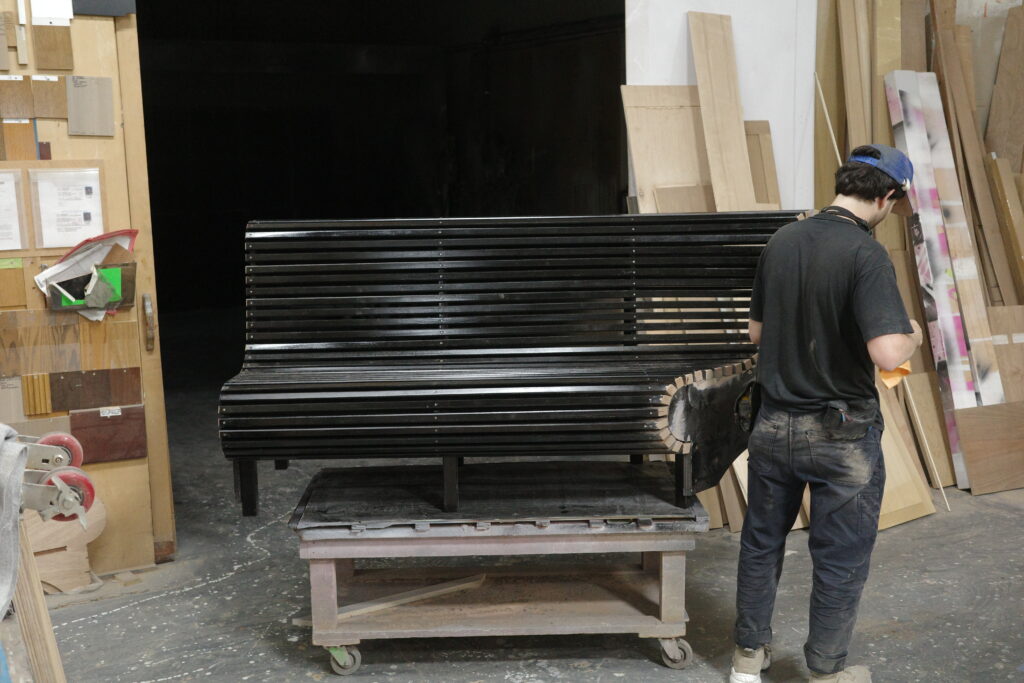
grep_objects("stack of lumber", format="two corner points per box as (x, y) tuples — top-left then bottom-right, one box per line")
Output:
(623, 8), (938, 531)
(818, 0), (1024, 500)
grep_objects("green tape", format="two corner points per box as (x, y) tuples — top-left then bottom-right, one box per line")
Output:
(0, 258), (23, 270)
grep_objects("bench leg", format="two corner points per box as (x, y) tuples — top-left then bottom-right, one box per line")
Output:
(674, 452), (695, 508)
(630, 454), (644, 465)
(443, 456), (459, 512)
(310, 559), (338, 633)
(237, 461), (259, 516)
(274, 459), (289, 470)
(659, 551), (686, 623)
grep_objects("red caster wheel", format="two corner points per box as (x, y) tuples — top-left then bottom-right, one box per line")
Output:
(37, 432), (85, 468)
(41, 466), (95, 522)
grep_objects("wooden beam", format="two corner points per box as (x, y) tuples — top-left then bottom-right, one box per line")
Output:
(838, 0), (872, 149)
(687, 12), (758, 211)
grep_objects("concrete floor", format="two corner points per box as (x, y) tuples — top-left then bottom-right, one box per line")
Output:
(23, 311), (1024, 681)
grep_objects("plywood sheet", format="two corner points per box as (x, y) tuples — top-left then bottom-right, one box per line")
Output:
(985, 5), (1024, 173)
(6, 414), (70, 437)
(901, 0), (928, 71)
(0, 309), (80, 377)
(988, 156), (1024, 298)
(744, 120), (780, 207)
(70, 403), (145, 464)
(2, 119), (36, 160)
(84, 458), (155, 573)
(652, 184), (715, 213)
(815, 0), (846, 207)
(878, 398), (936, 529)
(890, 249), (931, 372)
(30, 75), (67, 118)
(696, 483), (723, 530)
(687, 12), (757, 211)
(955, 401), (1024, 495)
(32, 24), (73, 70)
(904, 372), (955, 488)
(838, 0), (871, 148)
(49, 366), (141, 411)
(0, 375), (27, 422)
(0, 75), (32, 117)
(66, 75), (113, 136)
(78, 318), (140, 370)
(0, 261), (27, 307)
(988, 305), (1024, 403)
(718, 465), (745, 532)
(954, 25), (977, 122)
(621, 85), (712, 214)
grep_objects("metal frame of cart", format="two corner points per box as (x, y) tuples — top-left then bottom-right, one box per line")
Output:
(290, 462), (709, 676)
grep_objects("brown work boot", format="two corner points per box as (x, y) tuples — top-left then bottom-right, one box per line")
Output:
(809, 665), (872, 682)
(729, 645), (771, 683)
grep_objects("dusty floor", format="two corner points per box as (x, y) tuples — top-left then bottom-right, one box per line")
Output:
(16, 311), (1024, 681)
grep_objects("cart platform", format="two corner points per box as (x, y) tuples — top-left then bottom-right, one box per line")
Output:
(291, 461), (709, 675)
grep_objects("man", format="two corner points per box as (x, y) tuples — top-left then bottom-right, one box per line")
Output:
(728, 144), (924, 683)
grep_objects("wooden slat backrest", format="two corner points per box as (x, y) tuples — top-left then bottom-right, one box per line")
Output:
(241, 213), (799, 367)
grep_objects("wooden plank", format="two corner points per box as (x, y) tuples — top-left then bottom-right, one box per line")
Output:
(0, 309), (80, 377)
(955, 401), (1024, 495)
(2, 11), (15, 48)
(309, 558), (338, 632)
(687, 12), (757, 211)
(30, 75), (67, 118)
(954, 25), (977, 123)
(988, 156), (1024, 297)
(652, 184), (715, 213)
(985, 5), (1024, 173)
(658, 552), (686, 623)
(0, 27), (8, 69)
(935, 29), (1020, 306)
(718, 465), (745, 532)
(890, 249), (932, 372)
(2, 119), (36, 160)
(873, 0), (904, 251)
(70, 403), (146, 464)
(816, 0), (847, 207)
(84, 458), (155, 573)
(902, 0), (928, 71)
(78, 318), (141, 370)
(31, 24), (72, 70)
(879, 378), (928, 484)
(744, 120), (781, 207)
(48, 366), (141, 411)
(904, 372), (956, 487)
(917, 72), (1006, 405)
(66, 75), (113, 136)
(988, 305), (1024, 403)
(838, 0), (871, 148)
(0, 260), (27, 307)
(695, 485), (723, 530)
(116, 12), (176, 561)
(0, 75), (32, 117)
(12, 519), (67, 683)
(620, 85), (713, 214)
(21, 372), (51, 415)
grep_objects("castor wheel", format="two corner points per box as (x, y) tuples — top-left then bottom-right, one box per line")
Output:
(660, 637), (693, 669)
(36, 432), (85, 468)
(327, 646), (361, 676)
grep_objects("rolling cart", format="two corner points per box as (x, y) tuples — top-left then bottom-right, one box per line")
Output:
(289, 460), (709, 676)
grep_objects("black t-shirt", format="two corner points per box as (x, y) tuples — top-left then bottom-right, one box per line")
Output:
(749, 211), (913, 412)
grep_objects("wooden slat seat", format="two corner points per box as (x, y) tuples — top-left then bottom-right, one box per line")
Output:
(221, 212), (800, 514)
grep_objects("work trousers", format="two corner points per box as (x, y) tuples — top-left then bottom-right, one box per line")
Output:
(733, 404), (885, 675)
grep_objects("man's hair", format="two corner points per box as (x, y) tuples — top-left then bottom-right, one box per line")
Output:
(834, 145), (907, 202)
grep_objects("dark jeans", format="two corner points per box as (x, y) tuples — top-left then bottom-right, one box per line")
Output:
(734, 404), (885, 675)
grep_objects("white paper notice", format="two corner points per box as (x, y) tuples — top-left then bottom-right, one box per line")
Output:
(33, 168), (104, 248)
(0, 172), (22, 251)
(29, 0), (72, 25)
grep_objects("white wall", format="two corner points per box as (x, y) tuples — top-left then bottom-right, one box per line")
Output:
(625, 0), (817, 211)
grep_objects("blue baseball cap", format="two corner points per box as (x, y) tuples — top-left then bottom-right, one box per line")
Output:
(847, 144), (914, 216)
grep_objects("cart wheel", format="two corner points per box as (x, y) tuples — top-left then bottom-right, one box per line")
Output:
(660, 638), (693, 670)
(328, 646), (361, 676)
(37, 432), (85, 468)
(41, 467), (95, 522)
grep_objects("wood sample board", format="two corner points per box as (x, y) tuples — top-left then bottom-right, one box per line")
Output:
(955, 401), (1024, 495)
(687, 12), (758, 212)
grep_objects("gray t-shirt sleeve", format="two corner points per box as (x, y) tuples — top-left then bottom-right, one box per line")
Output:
(749, 250), (766, 323)
(852, 249), (913, 342)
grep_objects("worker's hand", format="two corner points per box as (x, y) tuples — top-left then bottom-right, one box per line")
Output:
(908, 319), (923, 347)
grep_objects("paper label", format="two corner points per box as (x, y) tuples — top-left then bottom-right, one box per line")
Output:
(2, 119), (30, 124)
(993, 334), (1009, 346)
(0, 377), (18, 390)
(32, 168), (104, 248)
(0, 172), (23, 252)
(0, 75), (23, 81)
(1013, 333), (1024, 345)
(100, 407), (122, 418)
(31, 75), (58, 82)
(953, 258), (978, 281)
(0, 258), (22, 269)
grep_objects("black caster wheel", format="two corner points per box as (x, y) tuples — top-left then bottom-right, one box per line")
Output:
(660, 637), (693, 669)
(328, 646), (361, 675)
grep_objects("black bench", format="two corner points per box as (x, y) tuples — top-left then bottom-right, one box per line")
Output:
(220, 212), (799, 515)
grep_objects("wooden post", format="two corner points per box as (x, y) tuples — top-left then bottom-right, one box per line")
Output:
(309, 559), (338, 633)
(658, 551), (686, 623)
(12, 519), (66, 683)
